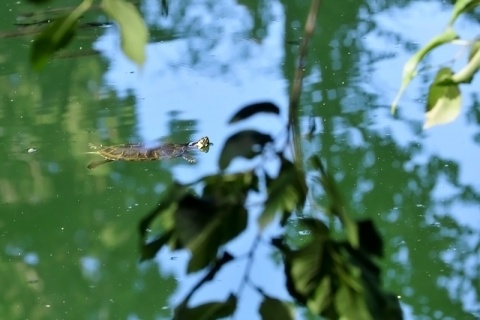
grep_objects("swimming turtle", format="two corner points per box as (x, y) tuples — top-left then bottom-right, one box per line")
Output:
(87, 136), (212, 169)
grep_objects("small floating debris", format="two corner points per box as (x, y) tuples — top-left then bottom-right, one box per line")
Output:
(27, 148), (37, 153)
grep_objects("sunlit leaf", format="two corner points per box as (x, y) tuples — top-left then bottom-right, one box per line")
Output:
(259, 296), (294, 320)
(174, 294), (237, 320)
(449, 0), (480, 26)
(31, 0), (93, 70)
(258, 158), (307, 229)
(357, 220), (383, 257)
(219, 130), (273, 170)
(101, 0), (148, 66)
(391, 28), (458, 113)
(228, 102), (280, 124)
(424, 67), (461, 129)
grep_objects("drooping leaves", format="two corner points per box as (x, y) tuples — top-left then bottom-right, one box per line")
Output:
(228, 102), (280, 124)
(101, 0), (148, 66)
(391, 28), (458, 113)
(258, 157), (307, 229)
(259, 296), (294, 320)
(218, 130), (273, 170)
(139, 172), (253, 273)
(174, 294), (237, 320)
(274, 219), (397, 320)
(31, 0), (93, 70)
(424, 67), (461, 129)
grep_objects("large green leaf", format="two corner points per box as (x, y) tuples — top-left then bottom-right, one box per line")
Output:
(391, 28), (458, 113)
(258, 158), (307, 229)
(424, 67), (462, 129)
(218, 130), (273, 170)
(101, 0), (148, 66)
(174, 294), (237, 320)
(259, 296), (294, 320)
(31, 0), (93, 70)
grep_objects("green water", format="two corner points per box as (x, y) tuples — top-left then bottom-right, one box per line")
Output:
(1, 0), (479, 319)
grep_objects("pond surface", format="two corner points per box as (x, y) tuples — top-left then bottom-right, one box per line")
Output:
(1, 0), (479, 319)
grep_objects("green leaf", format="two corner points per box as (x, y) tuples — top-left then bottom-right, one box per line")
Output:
(334, 284), (372, 320)
(218, 130), (273, 170)
(138, 182), (186, 240)
(187, 205), (247, 273)
(391, 28), (458, 113)
(174, 294), (237, 320)
(228, 102), (280, 124)
(424, 67), (462, 129)
(259, 296), (294, 320)
(174, 194), (217, 246)
(449, 0), (480, 26)
(202, 171), (258, 205)
(31, 0), (93, 70)
(279, 237), (332, 306)
(101, 0), (148, 66)
(258, 158), (307, 229)
(140, 229), (174, 261)
(357, 220), (383, 257)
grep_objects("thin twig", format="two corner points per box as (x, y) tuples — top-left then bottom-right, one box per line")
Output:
(287, 0), (322, 172)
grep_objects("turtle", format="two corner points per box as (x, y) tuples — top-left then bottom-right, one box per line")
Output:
(87, 136), (212, 169)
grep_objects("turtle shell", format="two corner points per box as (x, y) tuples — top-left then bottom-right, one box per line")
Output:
(92, 143), (189, 161)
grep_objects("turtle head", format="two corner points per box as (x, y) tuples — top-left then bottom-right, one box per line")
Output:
(191, 136), (213, 152)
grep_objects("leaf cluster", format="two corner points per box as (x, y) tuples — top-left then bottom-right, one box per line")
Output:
(29, 0), (148, 70)
(391, 0), (480, 129)
(138, 103), (401, 320)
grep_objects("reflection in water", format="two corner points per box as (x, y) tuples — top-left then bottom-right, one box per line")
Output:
(1, 0), (479, 319)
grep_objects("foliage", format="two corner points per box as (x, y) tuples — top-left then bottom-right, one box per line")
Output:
(28, 0), (148, 70)
(25, 1), (402, 319)
(391, 0), (480, 129)
(138, 103), (402, 320)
